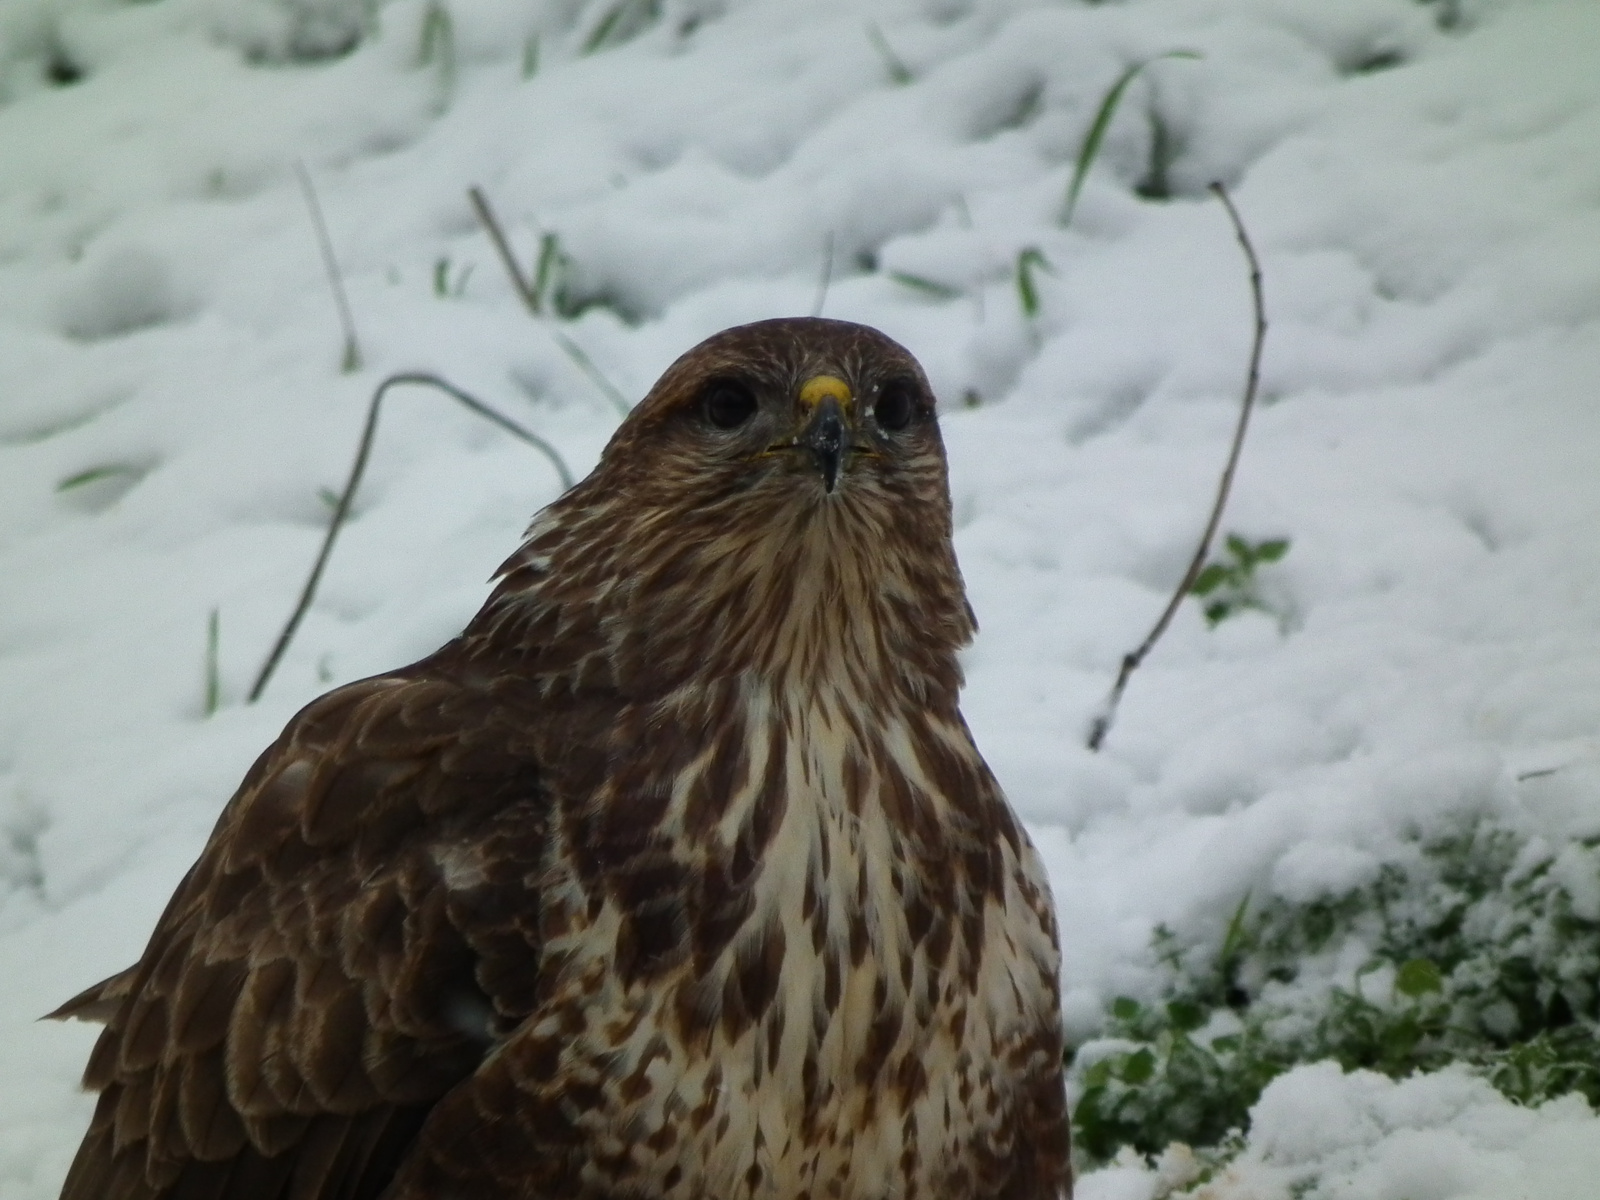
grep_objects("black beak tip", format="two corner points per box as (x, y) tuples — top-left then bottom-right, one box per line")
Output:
(807, 408), (846, 493)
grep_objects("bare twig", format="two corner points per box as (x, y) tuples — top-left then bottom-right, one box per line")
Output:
(467, 185), (632, 416)
(294, 161), (362, 373)
(249, 371), (574, 703)
(468, 185), (539, 311)
(1086, 181), (1267, 751)
(811, 230), (835, 317)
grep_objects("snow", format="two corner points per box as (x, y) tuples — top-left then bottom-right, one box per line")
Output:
(2, 0), (1599, 1196)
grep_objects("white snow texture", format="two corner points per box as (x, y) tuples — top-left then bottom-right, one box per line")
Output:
(2, 0), (1599, 1197)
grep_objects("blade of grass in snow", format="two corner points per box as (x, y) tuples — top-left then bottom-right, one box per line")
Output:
(890, 271), (962, 300)
(1060, 51), (1201, 228)
(866, 22), (913, 86)
(418, 1), (456, 111)
(56, 463), (141, 491)
(203, 607), (220, 717)
(582, 0), (660, 56)
(1015, 247), (1052, 318)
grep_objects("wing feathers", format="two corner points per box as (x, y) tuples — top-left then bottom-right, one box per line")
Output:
(45, 965), (138, 1025)
(53, 667), (547, 1200)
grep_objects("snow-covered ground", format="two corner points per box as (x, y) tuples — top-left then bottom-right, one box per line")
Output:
(3, 0), (1599, 1196)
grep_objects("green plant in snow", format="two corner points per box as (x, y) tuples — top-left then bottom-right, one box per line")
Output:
(1190, 533), (1289, 626)
(1060, 51), (1201, 227)
(1067, 822), (1600, 1165)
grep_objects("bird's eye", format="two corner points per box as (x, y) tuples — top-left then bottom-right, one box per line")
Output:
(873, 380), (919, 432)
(702, 381), (758, 429)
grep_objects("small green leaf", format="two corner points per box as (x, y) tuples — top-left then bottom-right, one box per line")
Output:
(1256, 538), (1290, 562)
(433, 256), (450, 296)
(1191, 563), (1231, 596)
(1167, 999), (1206, 1033)
(1210, 1034), (1241, 1053)
(1396, 958), (1444, 998)
(1111, 996), (1142, 1022)
(521, 33), (540, 79)
(1204, 600), (1230, 626)
(1226, 532), (1251, 562)
(1119, 1048), (1156, 1084)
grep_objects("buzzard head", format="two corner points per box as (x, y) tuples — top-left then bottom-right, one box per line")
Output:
(487, 318), (976, 700)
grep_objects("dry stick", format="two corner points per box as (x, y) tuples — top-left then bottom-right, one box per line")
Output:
(248, 371), (574, 703)
(467, 186), (632, 416)
(811, 230), (836, 317)
(294, 161), (362, 373)
(1085, 181), (1267, 751)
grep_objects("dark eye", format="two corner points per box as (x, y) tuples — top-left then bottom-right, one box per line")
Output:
(702, 380), (758, 429)
(873, 380), (919, 432)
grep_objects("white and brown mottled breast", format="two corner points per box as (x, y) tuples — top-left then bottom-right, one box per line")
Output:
(498, 675), (1065, 1200)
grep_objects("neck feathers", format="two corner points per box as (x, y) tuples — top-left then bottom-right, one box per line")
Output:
(472, 473), (975, 709)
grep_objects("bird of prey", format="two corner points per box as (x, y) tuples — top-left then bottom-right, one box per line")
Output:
(50, 317), (1071, 1200)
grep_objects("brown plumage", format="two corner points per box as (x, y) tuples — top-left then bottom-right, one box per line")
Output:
(50, 317), (1071, 1200)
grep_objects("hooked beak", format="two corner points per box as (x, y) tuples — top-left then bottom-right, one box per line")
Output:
(796, 374), (853, 494)
(803, 395), (847, 493)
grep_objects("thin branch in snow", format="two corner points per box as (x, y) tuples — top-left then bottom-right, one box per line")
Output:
(294, 161), (362, 373)
(468, 185), (632, 415)
(249, 371), (574, 704)
(1086, 181), (1268, 751)
(811, 230), (835, 317)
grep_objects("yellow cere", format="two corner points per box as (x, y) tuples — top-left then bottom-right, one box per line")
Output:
(799, 375), (853, 413)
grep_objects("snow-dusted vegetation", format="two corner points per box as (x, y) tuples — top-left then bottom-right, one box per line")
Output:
(2, 0), (1599, 1196)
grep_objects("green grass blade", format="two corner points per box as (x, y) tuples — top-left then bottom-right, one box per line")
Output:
(204, 607), (221, 717)
(1061, 50), (1201, 228)
(866, 22), (913, 85)
(1016, 247), (1052, 318)
(532, 232), (559, 313)
(583, 0), (660, 56)
(889, 271), (962, 299)
(56, 463), (141, 491)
